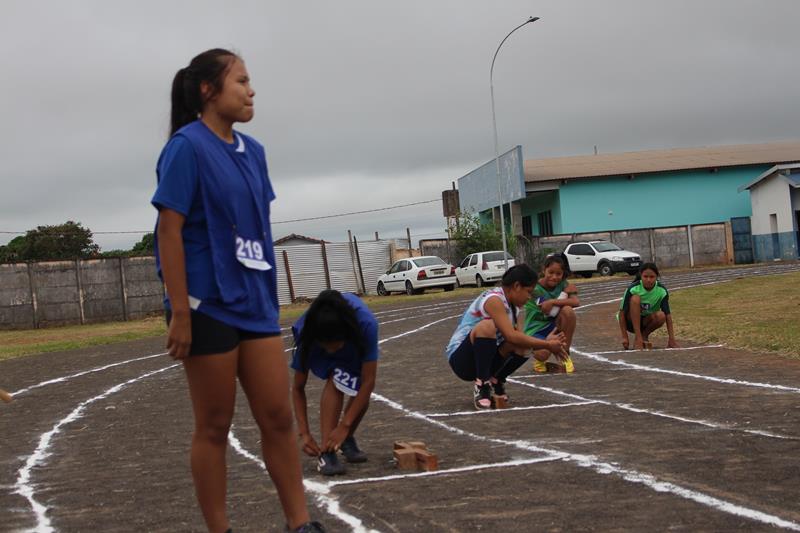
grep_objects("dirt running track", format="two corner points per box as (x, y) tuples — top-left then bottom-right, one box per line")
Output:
(2, 262), (800, 532)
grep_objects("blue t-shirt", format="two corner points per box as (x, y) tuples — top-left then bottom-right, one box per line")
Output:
(290, 293), (379, 380)
(151, 122), (279, 333)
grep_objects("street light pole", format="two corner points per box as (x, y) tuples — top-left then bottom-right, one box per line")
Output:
(490, 16), (539, 271)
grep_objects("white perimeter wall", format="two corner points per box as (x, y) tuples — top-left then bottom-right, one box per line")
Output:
(750, 175), (795, 234)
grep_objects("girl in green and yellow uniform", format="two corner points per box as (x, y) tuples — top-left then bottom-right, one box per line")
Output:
(523, 254), (579, 373)
(617, 262), (678, 350)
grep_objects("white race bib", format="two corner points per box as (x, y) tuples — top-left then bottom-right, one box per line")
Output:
(235, 235), (272, 271)
(332, 368), (360, 397)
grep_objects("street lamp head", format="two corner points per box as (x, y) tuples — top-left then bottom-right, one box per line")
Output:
(527, 16), (540, 23)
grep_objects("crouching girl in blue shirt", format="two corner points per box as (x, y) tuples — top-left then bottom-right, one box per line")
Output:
(291, 290), (379, 476)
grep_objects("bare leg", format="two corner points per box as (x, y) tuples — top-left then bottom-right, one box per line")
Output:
(629, 295), (645, 349)
(238, 337), (310, 530)
(183, 350), (238, 533)
(555, 306), (576, 352)
(320, 378), (345, 445)
(641, 311), (666, 342)
(344, 396), (368, 438)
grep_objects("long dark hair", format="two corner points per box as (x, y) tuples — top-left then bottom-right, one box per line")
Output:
(296, 290), (366, 370)
(169, 48), (238, 136)
(635, 262), (660, 282)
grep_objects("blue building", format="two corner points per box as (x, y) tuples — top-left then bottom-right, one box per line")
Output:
(458, 141), (800, 239)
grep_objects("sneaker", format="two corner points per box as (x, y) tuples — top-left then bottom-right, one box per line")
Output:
(563, 354), (575, 373)
(340, 436), (367, 463)
(317, 451), (346, 476)
(533, 358), (547, 373)
(473, 380), (492, 410)
(287, 521), (326, 533)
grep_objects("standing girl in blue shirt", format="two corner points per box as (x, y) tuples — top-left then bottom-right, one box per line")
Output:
(291, 290), (379, 476)
(152, 49), (323, 533)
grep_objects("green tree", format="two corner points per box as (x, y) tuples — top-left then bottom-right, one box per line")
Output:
(448, 211), (516, 261)
(0, 221), (99, 262)
(130, 232), (155, 255)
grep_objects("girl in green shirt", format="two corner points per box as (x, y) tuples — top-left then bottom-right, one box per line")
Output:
(523, 254), (580, 373)
(617, 262), (678, 350)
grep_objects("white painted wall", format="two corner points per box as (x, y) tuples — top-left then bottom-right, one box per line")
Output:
(750, 174), (795, 234)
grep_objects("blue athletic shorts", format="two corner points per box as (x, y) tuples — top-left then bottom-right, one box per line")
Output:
(531, 321), (556, 340)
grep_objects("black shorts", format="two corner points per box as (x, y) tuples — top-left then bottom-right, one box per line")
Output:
(165, 309), (280, 356)
(448, 336), (500, 381)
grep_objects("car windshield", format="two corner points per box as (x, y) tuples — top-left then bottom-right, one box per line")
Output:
(413, 257), (446, 267)
(484, 252), (512, 262)
(592, 242), (622, 252)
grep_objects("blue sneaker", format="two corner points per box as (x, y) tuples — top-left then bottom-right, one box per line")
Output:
(287, 521), (326, 532)
(340, 436), (367, 463)
(317, 451), (346, 476)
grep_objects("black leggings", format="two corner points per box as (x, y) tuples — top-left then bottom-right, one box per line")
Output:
(448, 336), (528, 383)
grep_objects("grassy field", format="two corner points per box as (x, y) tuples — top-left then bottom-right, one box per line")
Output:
(654, 271), (800, 359)
(0, 287), (484, 361)
(0, 317), (167, 361)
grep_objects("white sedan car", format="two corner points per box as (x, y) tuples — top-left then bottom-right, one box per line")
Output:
(455, 251), (515, 287)
(377, 256), (456, 295)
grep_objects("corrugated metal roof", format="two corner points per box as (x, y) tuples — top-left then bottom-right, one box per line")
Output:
(524, 141), (800, 183)
(738, 163), (800, 191)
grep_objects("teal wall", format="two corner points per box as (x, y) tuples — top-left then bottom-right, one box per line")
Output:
(554, 166), (766, 233)
(519, 191), (562, 235)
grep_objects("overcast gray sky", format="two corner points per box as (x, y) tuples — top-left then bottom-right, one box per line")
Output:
(1, 0), (798, 251)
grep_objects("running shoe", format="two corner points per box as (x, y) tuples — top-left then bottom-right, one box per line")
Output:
(317, 452), (346, 476)
(563, 354), (575, 373)
(340, 436), (368, 463)
(473, 380), (492, 410)
(533, 358), (548, 373)
(287, 521), (326, 532)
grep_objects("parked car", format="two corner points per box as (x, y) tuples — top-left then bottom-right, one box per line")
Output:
(377, 256), (456, 295)
(455, 251), (516, 287)
(562, 241), (641, 277)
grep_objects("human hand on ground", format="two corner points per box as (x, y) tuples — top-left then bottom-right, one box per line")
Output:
(667, 338), (679, 349)
(634, 337), (644, 350)
(621, 336), (630, 350)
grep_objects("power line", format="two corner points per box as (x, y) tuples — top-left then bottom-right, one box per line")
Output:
(0, 197), (444, 235)
(271, 198), (440, 224)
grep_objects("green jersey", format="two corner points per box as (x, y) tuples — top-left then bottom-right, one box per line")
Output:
(524, 280), (568, 335)
(618, 280), (670, 319)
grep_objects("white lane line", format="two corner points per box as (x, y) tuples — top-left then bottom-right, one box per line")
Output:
(14, 363), (180, 533)
(325, 456), (561, 488)
(425, 401), (597, 418)
(507, 378), (797, 441)
(371, 392), (800, 531)
(227, 430), (379, 533)
(589, 344), (725, 355)
(571, 347), (800, 394)
(11, 352), (167, 397)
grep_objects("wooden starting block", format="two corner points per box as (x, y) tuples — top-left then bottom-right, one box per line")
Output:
(493, 395), (509, 409)
(393, 441), (438, 471)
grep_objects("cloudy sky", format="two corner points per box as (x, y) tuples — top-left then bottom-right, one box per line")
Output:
(1, 0), (798, 251)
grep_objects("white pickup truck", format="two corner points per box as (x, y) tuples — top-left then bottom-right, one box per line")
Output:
(561, 240), (642, 277)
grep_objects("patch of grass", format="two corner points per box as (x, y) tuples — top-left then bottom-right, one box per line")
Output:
(653, 271), (800, 359)
(0, 317), (167, 361)
(0, 287), (481, 360)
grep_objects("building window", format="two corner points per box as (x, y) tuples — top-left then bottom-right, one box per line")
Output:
(522, 216), (532, 236)
(537, 211), (553, 236)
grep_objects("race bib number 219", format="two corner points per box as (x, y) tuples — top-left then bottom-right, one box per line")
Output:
(235, 236), (272, 271)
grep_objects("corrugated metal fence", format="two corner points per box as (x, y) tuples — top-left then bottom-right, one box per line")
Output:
(274, 239), (392, 305)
